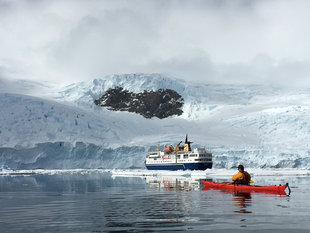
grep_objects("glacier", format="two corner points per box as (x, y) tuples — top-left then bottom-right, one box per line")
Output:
(1, 74), (310, 169)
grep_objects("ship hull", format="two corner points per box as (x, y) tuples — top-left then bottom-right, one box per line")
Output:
(145, 162), (212, 171)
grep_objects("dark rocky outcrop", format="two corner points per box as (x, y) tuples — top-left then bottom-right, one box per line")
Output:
(94, 87), (184, 119)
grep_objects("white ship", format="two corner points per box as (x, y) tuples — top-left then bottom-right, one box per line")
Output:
(145, 135), (212, 171)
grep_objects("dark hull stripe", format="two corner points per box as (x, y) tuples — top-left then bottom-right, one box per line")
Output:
(145, 163), (212, 171)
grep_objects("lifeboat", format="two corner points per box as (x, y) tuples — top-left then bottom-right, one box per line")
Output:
(164, 146), (174, 153)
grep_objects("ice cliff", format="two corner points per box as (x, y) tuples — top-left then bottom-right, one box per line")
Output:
(1, 74), (310, 169)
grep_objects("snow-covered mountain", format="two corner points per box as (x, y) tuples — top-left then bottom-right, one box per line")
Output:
(1, 73), (310, 169)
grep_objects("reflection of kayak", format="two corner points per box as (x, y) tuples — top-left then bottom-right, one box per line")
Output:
(201, 180), (290, 195)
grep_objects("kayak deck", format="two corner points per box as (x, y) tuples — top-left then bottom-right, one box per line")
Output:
(201, 180), (289, 195)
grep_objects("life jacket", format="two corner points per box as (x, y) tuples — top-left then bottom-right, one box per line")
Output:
(243, 171), (251, 185)
(234, 171), (251, 185)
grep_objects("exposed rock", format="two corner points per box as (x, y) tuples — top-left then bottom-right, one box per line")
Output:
(94, 87), (184, 119)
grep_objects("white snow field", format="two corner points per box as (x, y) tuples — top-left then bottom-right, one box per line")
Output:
(1, 73), (310, 169)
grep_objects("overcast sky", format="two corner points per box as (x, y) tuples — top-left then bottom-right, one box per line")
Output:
(1, 0), (310, 88)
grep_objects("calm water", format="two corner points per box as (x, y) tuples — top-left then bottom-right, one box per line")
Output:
(0, 171), (309, 232)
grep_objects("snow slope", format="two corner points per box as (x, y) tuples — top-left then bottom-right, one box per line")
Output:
(0, 92), (196, 147)
(1, 73), (310, 169)
(0, 91), (193, 169)
(58, 73), (277, 120)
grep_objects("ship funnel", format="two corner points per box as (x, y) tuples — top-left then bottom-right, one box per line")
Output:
(184, 134), (192, 152)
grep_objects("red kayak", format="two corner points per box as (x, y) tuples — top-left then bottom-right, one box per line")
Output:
(201, 180), (290, 195)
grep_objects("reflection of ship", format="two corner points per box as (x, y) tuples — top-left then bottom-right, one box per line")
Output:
(145, 135), (212, 171)
(145, 176), (201, 191)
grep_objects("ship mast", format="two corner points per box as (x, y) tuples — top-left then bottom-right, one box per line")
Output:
(157, 142), (160, 152)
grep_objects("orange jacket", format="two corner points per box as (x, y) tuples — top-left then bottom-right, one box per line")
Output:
(232, 171), (251, 184)
(232, 172), (245, 181)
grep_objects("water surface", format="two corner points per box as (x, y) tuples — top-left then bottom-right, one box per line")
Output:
(0, 171), (309, 232)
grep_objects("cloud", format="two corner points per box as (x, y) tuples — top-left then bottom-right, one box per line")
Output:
(0, 0), (310, 88)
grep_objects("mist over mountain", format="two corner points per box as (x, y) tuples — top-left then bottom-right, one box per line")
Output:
(1, 73), (310, 169)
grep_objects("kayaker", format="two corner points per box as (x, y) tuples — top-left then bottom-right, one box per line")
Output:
(232, 165), (251, 185)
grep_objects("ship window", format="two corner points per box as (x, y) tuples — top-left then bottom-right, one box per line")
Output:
(184, 155), (188, 159)
(177, 155), (180, 159)
(195, 158), (212, 162)
(190, 154), (196, 157)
